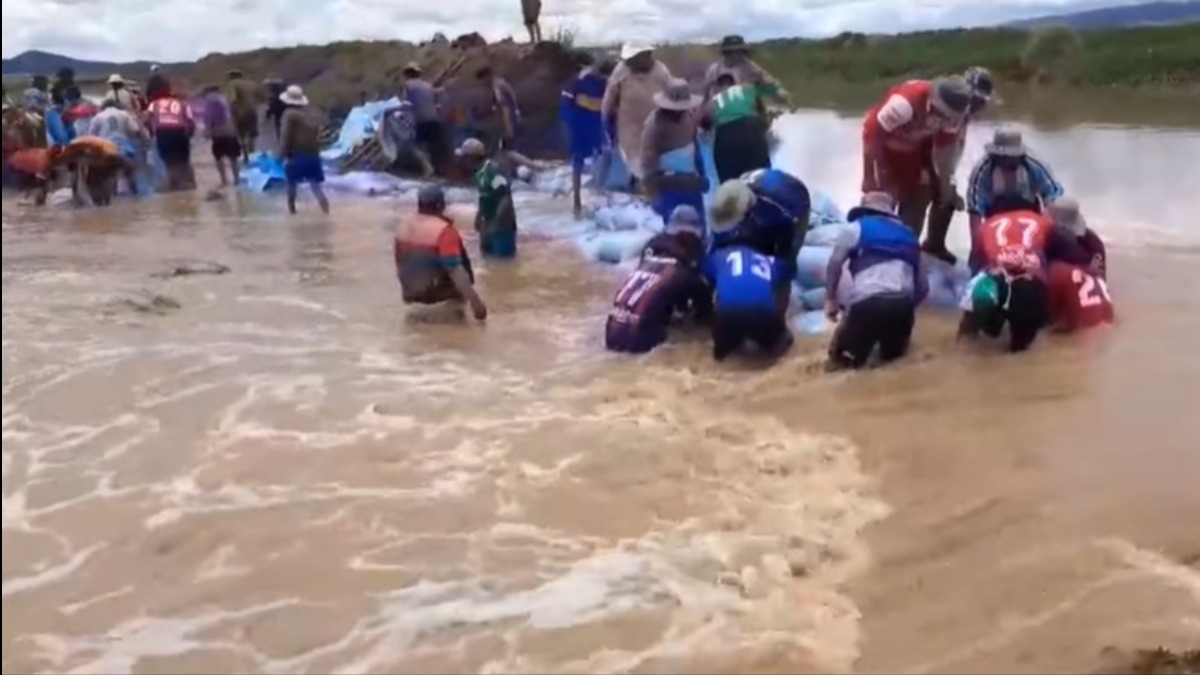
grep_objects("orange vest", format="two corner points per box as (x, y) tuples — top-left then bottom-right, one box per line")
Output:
(394, 214), (458, 303)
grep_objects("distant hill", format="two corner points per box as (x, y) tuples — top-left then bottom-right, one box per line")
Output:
(1, 49), (167, 78)
(1008, 0), (1200, 29)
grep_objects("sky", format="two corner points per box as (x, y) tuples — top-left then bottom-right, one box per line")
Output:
(2, 0), (1121, 62)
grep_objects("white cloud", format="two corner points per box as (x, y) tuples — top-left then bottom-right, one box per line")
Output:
(2, 0), (1105, 62)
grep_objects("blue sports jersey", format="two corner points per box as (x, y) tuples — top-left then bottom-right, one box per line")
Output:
(704, 245), (781, 311)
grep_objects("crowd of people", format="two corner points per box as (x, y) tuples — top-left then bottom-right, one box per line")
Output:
(397, 39), (1114, 370)
(1, 35), (1114, 370)
(1, 67), (330, 212)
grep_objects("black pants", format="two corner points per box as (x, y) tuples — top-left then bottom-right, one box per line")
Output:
(414, 120), (449, 173)
(713, 117), (771, 183)
(958, 275), (1048, 353)
(712, 306), (790, 361)
(156, 129), (192, 167)
(828, 294), (916, 369)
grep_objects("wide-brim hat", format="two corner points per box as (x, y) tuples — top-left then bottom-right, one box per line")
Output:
(620, 43), (653, 60)
(653, 79), (701, 111)
(279, 85), (309, 106)
(403, 61), (422, 75)
(1047, 197), (1088, 236)
(985, 128), (1027, 157)
(846, 191), (897, 222)
(709, 180), (756, 233)
(106, 74), (125, 85)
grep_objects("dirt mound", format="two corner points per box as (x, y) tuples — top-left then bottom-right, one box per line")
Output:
(163, 36), (724, 160)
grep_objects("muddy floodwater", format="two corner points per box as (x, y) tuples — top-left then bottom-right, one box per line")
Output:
(3, 97), (1200, 674)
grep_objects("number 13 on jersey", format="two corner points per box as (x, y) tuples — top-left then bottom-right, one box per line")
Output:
(727, 250), (773, 280)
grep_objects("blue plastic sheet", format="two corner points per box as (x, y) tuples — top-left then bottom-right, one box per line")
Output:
(239, 153), (287, 192)
(319, 98), (403, 162)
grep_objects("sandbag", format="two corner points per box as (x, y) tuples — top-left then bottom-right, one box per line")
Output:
(794, 310), (835, 335)
(803, 222), (850, 247)
(320, 97), (403, 162)
(795, 245), (834, 288)
(801, 287), (827, 311)
(576, 228), (656, 265)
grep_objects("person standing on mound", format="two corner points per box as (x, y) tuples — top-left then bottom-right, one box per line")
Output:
(395, 185), (488, 321)
(458, 138), (518, 259)
(823, 192), (927, 371)
(278, 85), (330, 215)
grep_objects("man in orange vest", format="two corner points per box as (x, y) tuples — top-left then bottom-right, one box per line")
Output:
(394, 185), (488, 320)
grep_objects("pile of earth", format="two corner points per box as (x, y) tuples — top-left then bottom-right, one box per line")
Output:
(166, 36), (722, 160)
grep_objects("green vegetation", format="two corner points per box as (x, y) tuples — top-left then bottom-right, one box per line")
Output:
(746, 23), (1200, 87)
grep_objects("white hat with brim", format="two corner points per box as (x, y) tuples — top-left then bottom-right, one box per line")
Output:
(709, 180), (756, 233)
(1048, 197), (1088, 237)
(665, 204), (703, 234)
(107, 74), (125, 85)
(280, 85), (309, 106)
(456, 137), (487, 158)
(985, 128), (1027, 157)
(846, 191), (898, 221)
(620, 43), (653, 60)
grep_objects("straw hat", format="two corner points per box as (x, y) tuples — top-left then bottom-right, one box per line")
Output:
(846, 191), (897, 222)
(653, 79), (701, 111)
(709, 180), (756, 233)
(279, 85), (309, 106)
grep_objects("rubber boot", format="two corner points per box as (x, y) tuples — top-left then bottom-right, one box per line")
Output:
(922, 199), (958, 265)
(897, 189), (931, 238)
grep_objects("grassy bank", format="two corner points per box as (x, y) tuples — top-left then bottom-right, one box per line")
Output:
(747, 23), (1199, 87)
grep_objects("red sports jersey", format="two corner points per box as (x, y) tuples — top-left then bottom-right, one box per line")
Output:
(1047, 262), (1114, 332)
(978, 210), (1053, 277)
(146, 96), (192, 131)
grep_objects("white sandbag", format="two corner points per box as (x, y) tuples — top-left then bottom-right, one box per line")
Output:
(795, 245), (834, 288)
(801, 287), (827, 311)
(323, 171), (409, 196)
(576, 229), (656, 265)
(803, 222), (851, 247)
(794, 310), (835, 335)
(809, 191), (845, 228)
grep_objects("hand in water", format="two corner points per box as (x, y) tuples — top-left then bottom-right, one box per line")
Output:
(824, 299), (840, 322)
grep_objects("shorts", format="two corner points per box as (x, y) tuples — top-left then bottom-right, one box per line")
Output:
(235, 111), (259, 139)
(481, 229), (517, 258)
(211, 135), (242, 160)
(155, 128), (192, 167)
(712, 305), (789, 361)
(713, 117), (771, 184)
(828, 293), (916, 369)
(285, 153), (325, 185)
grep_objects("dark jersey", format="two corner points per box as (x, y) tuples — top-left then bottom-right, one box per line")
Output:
(605, 233), (710, 353)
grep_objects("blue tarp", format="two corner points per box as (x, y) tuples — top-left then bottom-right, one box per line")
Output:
(320, 97), (403, 162)
(239, 153), (287, 192)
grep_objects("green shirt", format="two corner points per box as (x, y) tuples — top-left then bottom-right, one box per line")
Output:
(711, 83), (781, 127)
(475, 160), (516, 233)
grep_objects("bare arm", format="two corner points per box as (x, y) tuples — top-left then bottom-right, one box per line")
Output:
(448, 267), (487, 320)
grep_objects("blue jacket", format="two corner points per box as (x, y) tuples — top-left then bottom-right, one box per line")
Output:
(560, 70), (606, 158)
(847, 213), (927, 303)
(966, 154), (1064, 218)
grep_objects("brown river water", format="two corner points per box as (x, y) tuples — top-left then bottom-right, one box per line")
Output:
(3, 107), (1199, 674)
